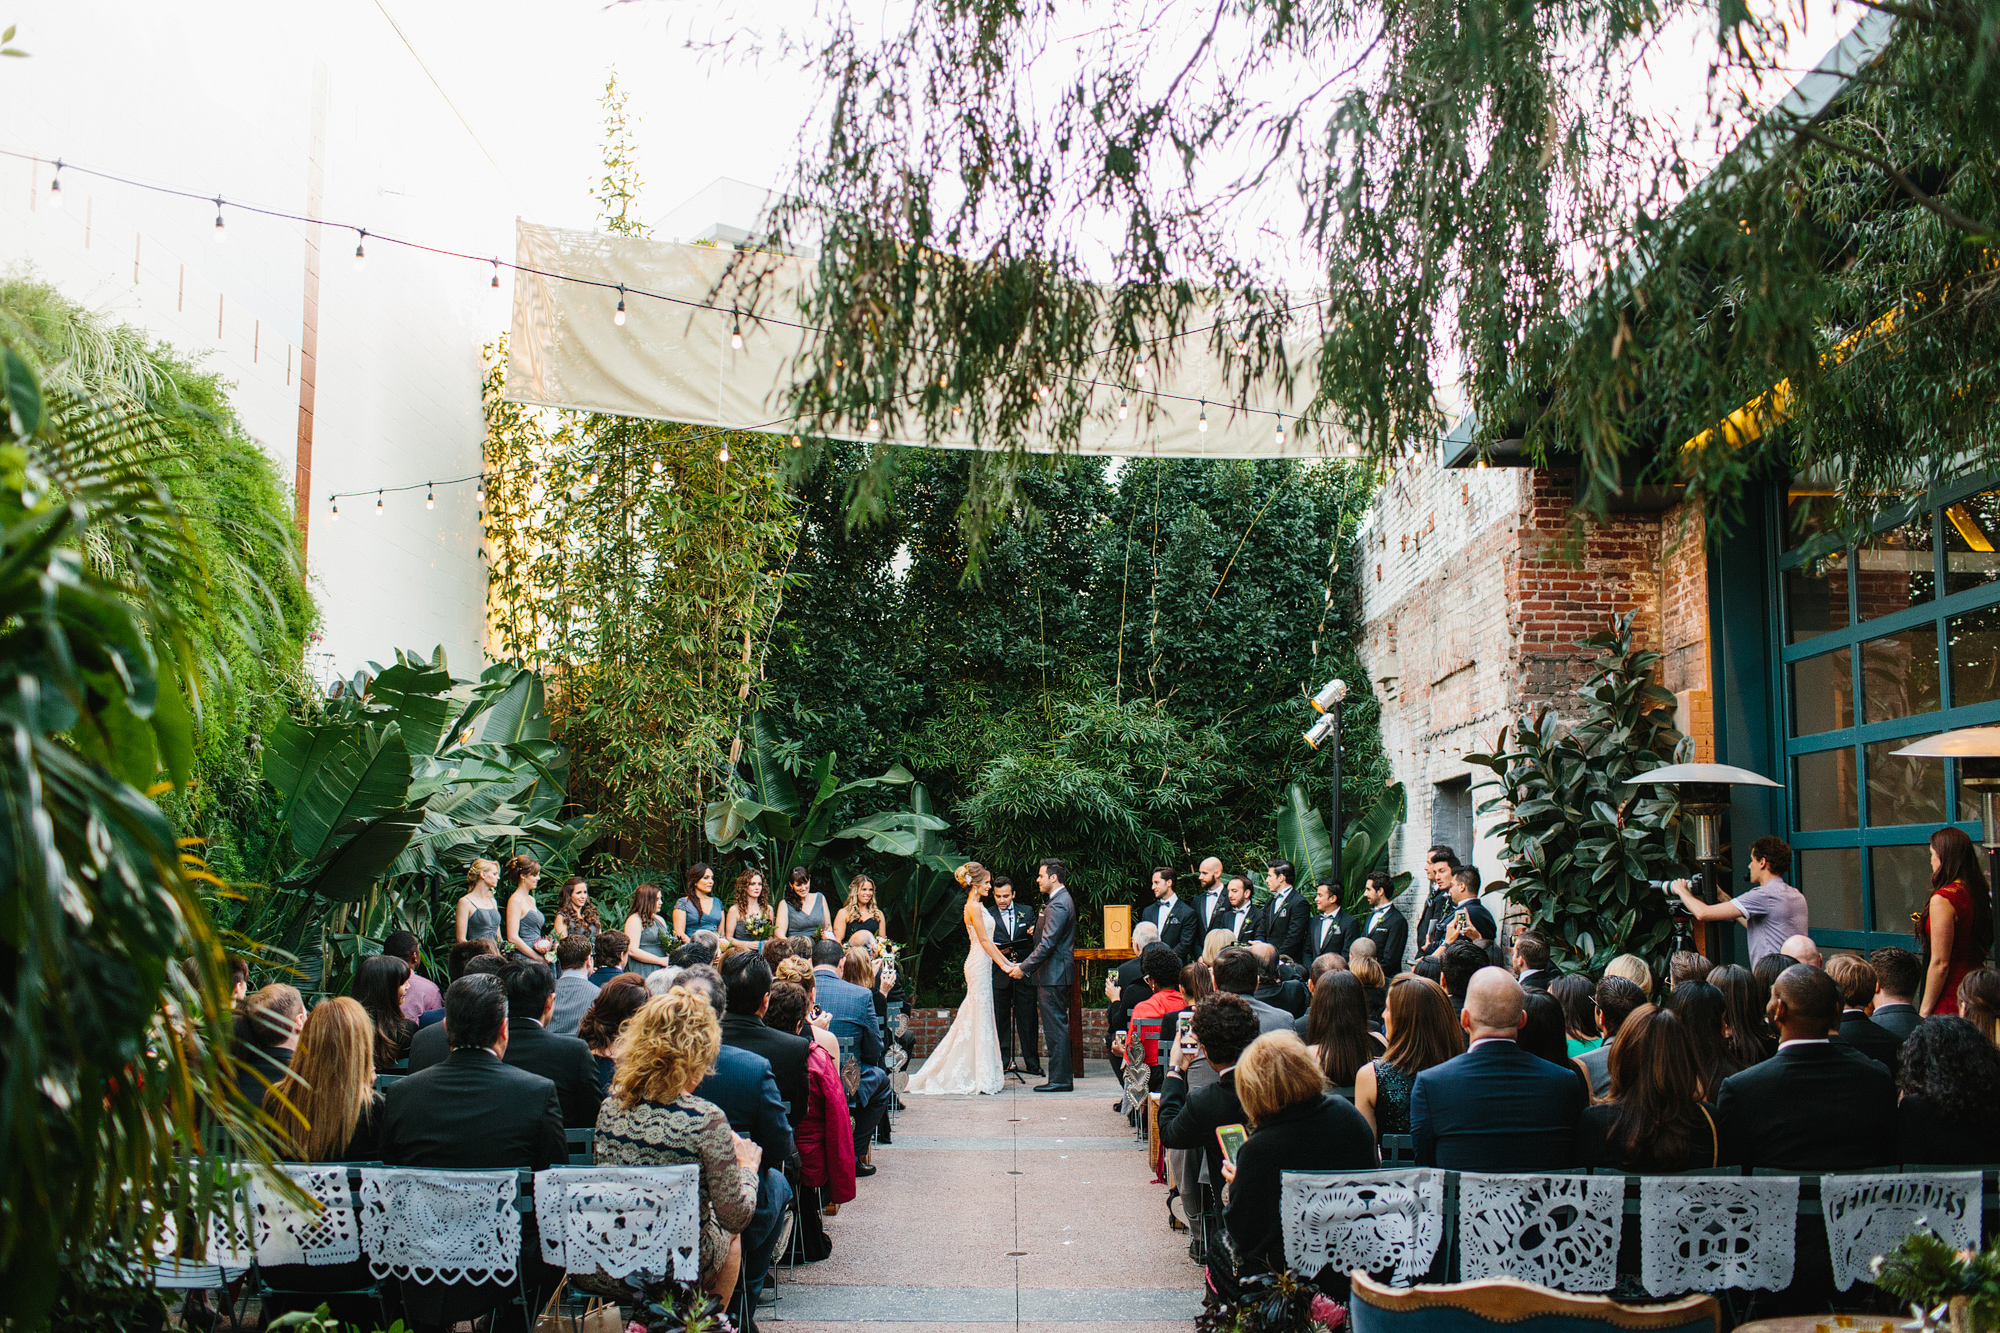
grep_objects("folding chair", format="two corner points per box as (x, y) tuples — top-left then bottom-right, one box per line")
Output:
(565, 1127), (595, 1166)
(247, 1163), (388, 1328)
(1124, 1018), (1162, 1139)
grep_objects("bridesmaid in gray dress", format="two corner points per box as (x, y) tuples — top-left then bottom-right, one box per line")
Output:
(456, 857), (504, 945)
(780, 866), (830, 942)
(623, 882), (674, 978)
(503, 854), (554, 964)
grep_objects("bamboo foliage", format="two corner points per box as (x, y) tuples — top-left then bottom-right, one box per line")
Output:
(480, 344), (799, 856)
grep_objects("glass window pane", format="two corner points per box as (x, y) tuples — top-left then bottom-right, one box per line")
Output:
(1785, 553), (1850, 644)
(1948, 604), (2000, 710)
(1862, 628), (1943, 723)
(1797, 847), (1863, 932)
(1856, 511), (1936, 620)
(1866, 734), (1946, 826)
(1790, 647), (1853, 736)
(1871, 844), (1934, 934)
(1943, 487), (2000, 597)
(1786, 490), (1840, 548)
(1795, 748), (1858, 831)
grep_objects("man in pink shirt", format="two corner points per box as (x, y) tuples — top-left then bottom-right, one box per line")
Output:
(387, 930), (443, 1021)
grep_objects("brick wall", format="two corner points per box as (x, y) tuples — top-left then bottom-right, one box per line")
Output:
(903, 1006), (1109, 1059)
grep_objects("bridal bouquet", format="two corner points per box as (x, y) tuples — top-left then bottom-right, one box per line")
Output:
(870, 934), (899, 961)
(741, 914), (775, 941)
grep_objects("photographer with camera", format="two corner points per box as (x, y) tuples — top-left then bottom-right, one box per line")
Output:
(1429, 866), (1496, 960)
(1664, 835), (1806, 965)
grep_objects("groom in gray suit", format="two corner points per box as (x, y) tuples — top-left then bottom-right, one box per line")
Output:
(1008, 857), (1077, 1091)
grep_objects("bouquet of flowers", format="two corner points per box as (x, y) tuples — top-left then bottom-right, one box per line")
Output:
(741, 913), (775, 941)
(1873, 1226), (2000, 1331)
(870, 934), (898, 961)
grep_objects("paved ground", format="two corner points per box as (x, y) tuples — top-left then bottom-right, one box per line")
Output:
(765, 1060), (1203, 1330)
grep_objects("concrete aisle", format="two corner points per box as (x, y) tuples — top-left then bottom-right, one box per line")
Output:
(765, 1062), (1203, 1331)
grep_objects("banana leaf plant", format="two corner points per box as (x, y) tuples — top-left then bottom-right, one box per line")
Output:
(703, 713), (949, 874)
(871, 781), (974, 985)
(1463, 613), (1688, 974)
(1275, 780), (1412, 911)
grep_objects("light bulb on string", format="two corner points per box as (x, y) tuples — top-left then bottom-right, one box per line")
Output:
(475, 475), (486, 504)
(426, 482), (435, 510)
(1275, 424), (1286, 446)
(718, 445), (731, 463)
(213, 197), (225, 243)
(1198, 402), (1208, 433)
(375, 490), (384, 516)
(48, 160), (63, 210)
(614, 284), (626, 326)
(730, 313), (744, 350)
(791, 435), (803, 448)
(651, 457), (663, 474)
(353, 230), (369, 268)
(1118, 399), (1129, 421)
(867, 416), (881, 434)
(490, 259), (501, 289)
(330, 496), (339, 522)
(1134, 362), (1148, 381)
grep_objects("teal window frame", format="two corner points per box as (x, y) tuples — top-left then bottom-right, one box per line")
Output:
(1776, 474), (2000, 952)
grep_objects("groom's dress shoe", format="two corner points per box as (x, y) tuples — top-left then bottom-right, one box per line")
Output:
(1033, 1082), (1073, 1092)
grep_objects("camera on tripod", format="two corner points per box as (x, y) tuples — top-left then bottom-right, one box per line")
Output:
(1648, 872), (1711, 952)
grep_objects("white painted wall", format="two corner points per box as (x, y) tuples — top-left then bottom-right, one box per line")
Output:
(0, 3), (502, 685)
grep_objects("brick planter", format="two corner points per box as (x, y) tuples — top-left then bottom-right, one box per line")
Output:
(904, 1006), (1109, 1058)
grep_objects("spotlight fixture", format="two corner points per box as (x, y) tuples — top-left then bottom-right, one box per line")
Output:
(1309, 678), (1349, 714)
(213, 197), (225, 243)
(1303, 711), (1338, 749)
(614, 284), (627, 326)
(353, 230), (367, 268)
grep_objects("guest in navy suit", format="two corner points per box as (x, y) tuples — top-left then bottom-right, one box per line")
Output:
(1410, 967), (1586, 1169)
(812, 938), (894, 1154)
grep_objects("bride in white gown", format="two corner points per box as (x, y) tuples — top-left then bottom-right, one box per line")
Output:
(906, 862), (1009, 1095)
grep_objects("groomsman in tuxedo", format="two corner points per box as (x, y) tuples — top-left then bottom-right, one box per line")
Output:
(1192, 858), (1227, 939)
(989, 876), (1042, 1076)
(1415, 845), (1462, 959)
(1259, 861), (1311, 964)
(1358, 870), (1409, 971)
(1141, 867), (1202, 964)
(1209, 875), (1258, 939)
(1308, 877), (1361, 960)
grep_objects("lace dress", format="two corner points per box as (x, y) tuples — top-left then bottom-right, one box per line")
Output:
(906, 905), (1004, 1096)
(593, 1093), (758, 1281)
(1371, 1058), (1417, 1136)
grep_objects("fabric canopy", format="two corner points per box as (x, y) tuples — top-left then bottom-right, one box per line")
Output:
(503, 221), (1360, 460)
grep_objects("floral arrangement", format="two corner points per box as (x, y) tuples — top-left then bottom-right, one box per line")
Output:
(616, 1274), (737, 1333)
(1197, 1270), (1343, 1333)
(740, 912), (775, 941)
(1873, 1226), (2000, 1331)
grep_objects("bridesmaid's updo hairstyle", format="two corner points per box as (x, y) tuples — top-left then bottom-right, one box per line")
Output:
(955, 862), (991, 893)
(786, 866), (812, 912)
(465, 858), (499, 890)
(506, 854), (541, 889)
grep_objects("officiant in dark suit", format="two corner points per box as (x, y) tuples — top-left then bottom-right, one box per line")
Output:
(1141, 866), (1202, 963)
(1010, 857), (1077, 1091)
(990, 875), (1042, 1076)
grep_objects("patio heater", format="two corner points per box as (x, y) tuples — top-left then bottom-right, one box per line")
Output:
(1889, 729), (2000, 962)
(1623, 762), (1782, 955)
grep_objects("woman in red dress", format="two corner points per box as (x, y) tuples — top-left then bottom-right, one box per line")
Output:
(1918, 826), (1994, 1017)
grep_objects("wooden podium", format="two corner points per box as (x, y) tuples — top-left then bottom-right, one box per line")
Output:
(1072, 944), (1136, 1074)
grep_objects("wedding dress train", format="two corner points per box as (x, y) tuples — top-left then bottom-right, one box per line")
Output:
(906, 904), (1005, 1095)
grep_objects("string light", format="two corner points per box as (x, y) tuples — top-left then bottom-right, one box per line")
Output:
(375, 490), (384, 516)
(213, 197), (225, 243)
(1118, 399), (1129, 421)
(1275, 424), (1286, 445)
(353, 229), (367, 268)
(1198, 402), (1208, 433)
(867, 416), (881, 434)
(718, 445), (731, 463)
(330, 496), (339, 522)
(651, 457), (663, 474)
(490, 259), (500, 289)
(614, 284), (626, 326)
(1134, 363), (1148, 380)
(791, 435), (803, 448)
(48, 158), (62, 209)
(426, 482), (435, 510)
(475, 476), (486, 503)
(730, 314), (744, 350)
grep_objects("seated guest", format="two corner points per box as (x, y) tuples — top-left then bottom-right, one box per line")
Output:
(1200, 928), (1237, 967)
(1302, 970), (1383, 1088)
(440, 936), (500, 1019)
(1160, 994), (1258, 1295)
(376, 974), (566, 1329)
(1669, 950), (1714, 988)
(1214, 947), (1293, 1035)
(1291, 954), (1347, 1039)
(385, 930), (442, 1023)
(589, 930), (630, 987)
(760, 936), (793, 971)
(1520, 989), (1592, 1099)
(1604, 953), (1654, 999)
(1715, 963), (1896, 1170)
(672, 938), (717, 969)
(1411, 968), (1586, 1169)
(1121, 944), (1191, 1092)
(644, 966), (683, 997)
(1825, 953), (1899, 1072)
(1579, 976), (1648, 1099)
(1512, 932), (1555, 992)
(1441, 938), (1488, 1013)
(1780, 934), (1823, 968)
(408, 954), (507, 1071)
(1181, 960), (1214, 1004)
(1868, 946), (1923, 1043)
(1247, 941), (1309, 1017)
(764, 980), (854, 1258)
(1958, 969), (2000, 1045)
(593, 989), (761, 1299)
(1663, 980), (1744, 1098)
(774, 956), (840, 1063)
(499, 960), (604, 1128)
(1349, 953), (1387, 1028)
(838, 946), (877, 994)
(353, 954), (416, 1069)
(1551, 974), (1601, 1055)
(1355, 976), (1462, 1136)
(1576, 1006), (1719, 1171)
(1751, 950), (1790, 1000)
(548, 935), (601, 1037)
(577, 973), (650, 1096)
(674, 965), (795, 1315)
(1895, 1016), (2000, 1165)
(1108, 922), (1163, 1076)
(1221, 1032), (1376, 1289)
(719, 952), (812, 1130)
(235, 983), (305, 1107)
(1411, 956), (1445, 985)
(1710, 964), (1775, 1071)
(256, 996), (381, 1324)
(812, 938), (895, 1154)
